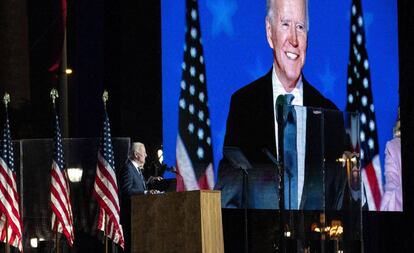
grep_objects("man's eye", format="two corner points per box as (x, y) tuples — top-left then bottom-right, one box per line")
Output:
(297, 24), (305, 31)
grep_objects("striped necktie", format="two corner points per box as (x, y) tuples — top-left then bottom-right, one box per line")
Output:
(137, 167), (147, 190)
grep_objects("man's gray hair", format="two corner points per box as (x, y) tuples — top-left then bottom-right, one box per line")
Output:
(129, 142), (145, 158)
(266, 0), (309, 31)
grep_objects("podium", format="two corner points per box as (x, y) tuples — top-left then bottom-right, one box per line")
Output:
(131, 190), (224, 253)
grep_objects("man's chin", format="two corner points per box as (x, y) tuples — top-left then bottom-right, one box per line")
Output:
(285, 72), (301, 85)
(275, 66), (301, 86)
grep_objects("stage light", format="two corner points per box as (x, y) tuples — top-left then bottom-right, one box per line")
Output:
(329, 220), (343, 238)
(351, 156), (358, 163)
(30, 237), (38, 248)
(68, 167), (83, 183)
(311, 223), (321, 233)
(157, 149), (164, 164)
(65, 68), (73, 75)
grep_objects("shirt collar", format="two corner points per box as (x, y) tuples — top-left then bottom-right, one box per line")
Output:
(131, 160), (143, 170)
(272, 66), (304, 106)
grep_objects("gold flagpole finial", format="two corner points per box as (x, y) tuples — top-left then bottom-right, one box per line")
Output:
(102, 90), (109, 107)
(3, 93), (10, 109)
(50, 88), (59, 104)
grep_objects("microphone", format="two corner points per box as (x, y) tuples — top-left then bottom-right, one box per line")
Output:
(276, 95), (285, 162)
(276, 94), (285, 123)
(163, 164), (177, 173)
(262, 148), (279, 166)
(275, 95), (288, 211)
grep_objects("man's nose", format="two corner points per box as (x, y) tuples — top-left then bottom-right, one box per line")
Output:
(289, 26), (298, 47)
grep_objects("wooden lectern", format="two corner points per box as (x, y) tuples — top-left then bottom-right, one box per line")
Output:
(131, 190), (224, 253)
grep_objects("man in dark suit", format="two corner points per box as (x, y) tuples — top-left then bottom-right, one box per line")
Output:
(120, 142), (163, 196)
(121, 142), (149, 195)
(215, 0), (349, 210)
(119, 142), (162, 252)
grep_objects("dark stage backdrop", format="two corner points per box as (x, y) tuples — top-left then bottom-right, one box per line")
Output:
(23, 0), (162, 150)
(68, 0), (162, 147)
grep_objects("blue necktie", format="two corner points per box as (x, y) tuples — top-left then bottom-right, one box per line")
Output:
(138, 167), (147, 190)
(283, 94), (298, 209)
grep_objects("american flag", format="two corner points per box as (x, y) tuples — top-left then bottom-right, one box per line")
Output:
(93, 103), (124, 248)
(50, 104), (74, 246)
(0, 98), (23, 251)
(176, 0), (214, 191)
(346, 0), (383, 210)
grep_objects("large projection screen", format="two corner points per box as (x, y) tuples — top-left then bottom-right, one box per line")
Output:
(162, 0), (400, 211)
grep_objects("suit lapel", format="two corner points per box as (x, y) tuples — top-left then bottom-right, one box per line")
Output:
(129, 160), (146, 191)
(261, 69), (277, 157)
(303, 78), (316, 107)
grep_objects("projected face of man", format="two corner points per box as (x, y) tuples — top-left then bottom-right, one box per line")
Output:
(266, 0), (308, 92)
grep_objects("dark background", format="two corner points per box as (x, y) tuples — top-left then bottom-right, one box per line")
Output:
(0, 0), (413, 252)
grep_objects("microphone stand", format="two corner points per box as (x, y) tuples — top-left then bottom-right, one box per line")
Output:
(263, 148), (286, 253)
(240, 166), (249, 253)
(223, 147), (251, 253)
(263, 95), (289, 252)
(277, 98), (287, 253)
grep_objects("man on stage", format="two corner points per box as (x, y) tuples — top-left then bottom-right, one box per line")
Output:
(119, 142), (162, 252)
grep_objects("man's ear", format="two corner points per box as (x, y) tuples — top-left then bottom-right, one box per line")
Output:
(265, 16), (274, 49)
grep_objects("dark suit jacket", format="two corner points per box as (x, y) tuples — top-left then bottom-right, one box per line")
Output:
(120, 159), (147, 197)
(216, 69), (347, 210)
(119, 159), (147, 253)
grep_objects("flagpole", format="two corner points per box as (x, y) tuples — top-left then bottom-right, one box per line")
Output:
(59, 22), (69, 138)
(103, 213), (108, 253)
(102, 90), (109, 253)
(105, 229), (108, 253)
(5, 219), (9, 253)
(3, 94), (10, 253)
(50, 89), (61, 253)
(56, 231), (60, 253)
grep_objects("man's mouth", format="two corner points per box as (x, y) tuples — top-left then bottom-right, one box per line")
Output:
(285, 51), (299, 60)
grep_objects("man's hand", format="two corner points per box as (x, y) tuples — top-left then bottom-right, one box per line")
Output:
(147, 176), (163, 185)
(148, 189), (163, 194)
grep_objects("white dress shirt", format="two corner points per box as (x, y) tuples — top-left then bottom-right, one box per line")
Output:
(131, 160), (143, 172)
(271, 67), (307, 209)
